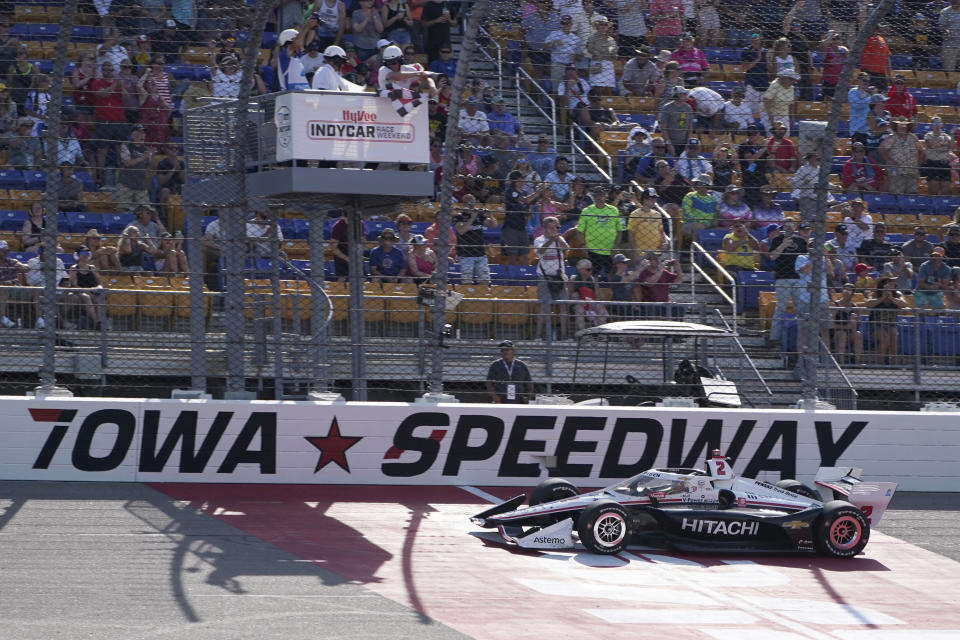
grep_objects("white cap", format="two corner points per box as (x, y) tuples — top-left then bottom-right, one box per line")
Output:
(278, 28), (299, 47)
(323, 45), (346, 59)
(377, 39), (393, 49)
(383, 45), (404, 61)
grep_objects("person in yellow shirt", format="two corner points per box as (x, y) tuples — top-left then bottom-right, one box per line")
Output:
(853, 262), (876, 293)
(627, 186), (668, 257)
(721, 221), (759, 272)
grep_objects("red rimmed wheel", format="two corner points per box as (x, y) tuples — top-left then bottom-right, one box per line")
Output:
(814, 501), (870, 558)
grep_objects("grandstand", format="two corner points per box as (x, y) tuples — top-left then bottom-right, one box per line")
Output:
(3, 0), (960, 409)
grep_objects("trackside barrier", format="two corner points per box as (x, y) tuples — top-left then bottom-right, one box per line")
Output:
(4, 397), (959, 490)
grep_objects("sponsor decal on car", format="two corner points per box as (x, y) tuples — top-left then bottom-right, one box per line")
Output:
(681, 518), (760, 536)
(783, 520), (809, 530)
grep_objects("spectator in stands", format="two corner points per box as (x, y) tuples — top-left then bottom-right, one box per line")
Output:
(57, 163), (85, 213)
(675, 137), (712, 183)
(939, 225), (960, 267)
(717, 185), (753, 227)
(421, 0), (452, 62)
(369, 228), (407, 282)
(7, 44), (33, 112)
(879, 119), (921, 195)
(96, 28), (130, 74)
(528, 135), (557, 185)
(842, 141), (881, 192)
(866, 277), (908, 362)
(246, 204), (283, 258)
(681, 174), (720, 240)
(208, 49), (244, 99)
(20, 201), (44, 252)
(25, 245), (68, 329)
(607, 253), (640, 319)
(454, 195), (496, 284)
(382, 0), (415, 47)
(131, 205), (167, 251)
(621, 46), (661, 96)
(90, 61), (127, 185)
(859, 222), (896, 270)
(534, 215), (570, 338)
(577, 91), (622, 140)
(351, 0), (385, 65)
(558, 63), (591, 119)
(767, 221), (811, 347)
(741, 34), (769, 122)
(634, 137), (674, 185)
(136, 72), (172, 148)
(154, 144), (184, 225)
(0, 22), (17, 78)
(820, 32), (848, 100)
(902, 226), (936, 269)
(658, 87), (694, 158)
(628, 186), (669, 256)
(326, 215), (349, 282)
(559, 176), (590, 224)
(721, 87), (753, 132)
(522, 2), (560, 85)
(405, 235), (436, 283)
(841, 198), (873, 251)
(7, 117), (40, 169)
(738, 125), (770, 206)
(758, 223), (781, 270)
(886, 74), (918, 121)
(711, 145), (738, 190)
(299, 40), (326, 86)
(615, 1), (648, 56)
(794, 245), (836, 360)
(654, 61), (683, 109)
(923, 116), (955, 196)
(827, 223), (857, 271)
(487, 95), (523, 143)
(762, 70), (797, 136)
(882, 248), (915, 291)
(789, 152), (824, 218)
(852, 262), (876, 293)
(458, 95), (490, 147)
(686, 78), (725, 134)
(153, 233), (188, 275)
(670, 35), (709, 79)
(53, 120), (86, 168)
(766, 37), (797, 79)
(84, 229), (121, 274)
(858, 28), (889, 94)
(940, 0), (960, 72)
(0, 82), (17, 145)
(0, 239), (27, 328)
(847, 73), (873, 146)
(544, 156), (575, 202)
(765, 120), (799, 191)
(571, 257), (609, 329)
(545, 14), (582, 94)
(751, 186), (784, 226)
(23, 74), (50, 136)
(116, 126), (154, 210)
(722, 221), (760, 273)
(502, 171), (545, 266)
(654, 158), (691, 219)
(576, 184), (622, 277)
(650, 0), (684, 51)
(392, 213), (415, 254)
(586, 15), (617, 96)
(486, 340), (533, 404)
(825, 243), (848, 291)
(915, 248), (952, 309)
(907, 13), (936, 70)
(832, 282), (863, 363)
(636, 251), (682, 315)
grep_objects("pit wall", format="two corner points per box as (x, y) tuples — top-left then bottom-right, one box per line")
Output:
(3, 397), (957, 491)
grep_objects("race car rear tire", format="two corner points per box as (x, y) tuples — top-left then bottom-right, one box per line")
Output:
(529, 478), (579, 506)
(813, 500), (870, 559)
(577, 501), (630, 555)
(776, 479), (821, 501)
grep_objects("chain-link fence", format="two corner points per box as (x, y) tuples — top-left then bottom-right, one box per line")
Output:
(4, 0), (960, 409)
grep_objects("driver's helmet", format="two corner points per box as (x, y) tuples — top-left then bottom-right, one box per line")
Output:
(278, 29), (299, 47)
(383, 45), (404, 65)
(323, 45), (347, 63)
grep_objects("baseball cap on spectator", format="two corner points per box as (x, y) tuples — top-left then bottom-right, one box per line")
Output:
(635, 46), (652, 56)
(592, 14), (609, 23)
(137, 34), (149, 43)
(498, 340), (515, 350)
(86, 228), (102, 239)
(576, 258), (593, 270)
(379, 229), (397, 241)
(411, 234), (426, 245)
(854, 262), (871, 273)
(777, 67), (799, 79)
(765, 223), (780, 235)
(377, 38), (393, 48)
(673, 86), (689, 97)
(561, 14), (573, 23)
(760, 185), (776, 194)
(590, 184), (609, 193)
(869, 94), (887, 103)
(655, 50), (672, 62)
(914, 226), (927, 235)
(130, 123), (145, 132)
(165, 19), (176, 28)
(465, 95), (478, 104)
(746, 124), (761, 133)
(835, 223), (848, 233)
(492, 95), (506, 104)
(724, 184), (742, 193)
(612, 253), (631, 264)
(692, 174), (711, 186)
(796, 222), (811, 230)
(0, 240), (7, 251)
(687, 137), (700, 146)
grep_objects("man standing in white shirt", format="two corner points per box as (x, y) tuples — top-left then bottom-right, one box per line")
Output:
(841, 198), (873, 251)
(675, 138), (713, 182)
(545, 14), (582, 95)
(25, 245), (68, 330)
(686, 79), (725, 133)
(458, 95), (490, 146)
(721, 87), (753, 131)
(311, 45), (361, 91)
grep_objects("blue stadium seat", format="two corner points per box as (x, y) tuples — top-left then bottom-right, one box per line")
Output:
(70, 25), (101, 42)
(929, 56), (943, 69)
(9, 251), (35, 262)
(696, 227), (726, 252)
(936, 89), (957, 106)
(34, 60), (54, 74)
(889, 54), (913, 68)
(67, 212), (103, 233)
(886, 233), (904, 244)
(0, 210), (27, 231)
(735, 270), (774, 313)
(22, 171), (45, 190)
(58, 252), (77, 268)
(897, 316), (922, 356)
(101, 213), (133, 234)
(898, 195), (934, 215)
(9, 25), (29, 40)
(292, 218), (310, 239)
(192, 65), (211, 81)
(409, 222), (430, 235)
(166, 64), (195, 80)
(364, 219), (395, 241)
(489, 264), (508, 283)
(0, 170), (25, 189)
(483, 224), (501, 244)
(914, 88), (939, 105)
(261, 32), (279, 49)
(513, 265), (538, 284)
(322, 217), (336, 240)
(863, 193), (899, 213)
(936, 196), (960, 215)
(446, 262), (460, 280)
(926, 315), (960, 357)
(74, 171), (96, 192)
(29, 24), (59, 41)
(289, 259), (311, 276)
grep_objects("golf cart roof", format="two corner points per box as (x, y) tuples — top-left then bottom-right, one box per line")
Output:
(577, 320), (737, 339)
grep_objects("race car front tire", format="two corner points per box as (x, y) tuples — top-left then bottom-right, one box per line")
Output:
(813, 500), (870, 558)
(577, 501), (630, 555)
(529, 478), (579, 506)
(776, 479), (822, 501)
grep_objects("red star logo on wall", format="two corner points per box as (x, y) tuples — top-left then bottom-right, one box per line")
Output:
(304, 417), (362, 473)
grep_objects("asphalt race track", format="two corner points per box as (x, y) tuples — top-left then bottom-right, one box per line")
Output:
(0, 482), (958, 640)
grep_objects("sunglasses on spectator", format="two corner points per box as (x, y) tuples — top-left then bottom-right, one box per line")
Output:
(441, 49), (451, 53)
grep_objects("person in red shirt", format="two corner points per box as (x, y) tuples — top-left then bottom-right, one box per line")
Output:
(860, 27), (891, 91)
(885, 73), (917, 120)
(88, 60), (129, 185)
(765, 121), (799, 176)
(637, 251), (682, 319)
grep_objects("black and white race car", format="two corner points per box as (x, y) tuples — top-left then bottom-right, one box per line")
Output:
(471, 450), (897, 558)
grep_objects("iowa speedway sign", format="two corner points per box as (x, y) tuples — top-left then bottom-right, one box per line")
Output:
(2, 398), (957, 490)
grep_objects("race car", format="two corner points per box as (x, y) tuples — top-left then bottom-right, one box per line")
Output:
(470, 450), (897, 558)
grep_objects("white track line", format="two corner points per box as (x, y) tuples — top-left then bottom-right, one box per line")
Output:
(459, 485), (509, 504)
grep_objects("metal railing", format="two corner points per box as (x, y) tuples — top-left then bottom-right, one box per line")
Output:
(817, 335), (859, 410)
(515, 67), (557, 149)
(688, 241), (737, 332)
(475, 24), (503, 95)
(712, 308), (774, 407)
(569, 123), (613, 184)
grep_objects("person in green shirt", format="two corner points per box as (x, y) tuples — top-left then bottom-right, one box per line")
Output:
(680, 173), (720, 242)
(576, 184), (624, 276)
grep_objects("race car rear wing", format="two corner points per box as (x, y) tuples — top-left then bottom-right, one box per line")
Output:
(815, 467), (898, 526)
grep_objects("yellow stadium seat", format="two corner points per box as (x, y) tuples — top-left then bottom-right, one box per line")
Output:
(281, 239), (309, 260)
(81, 192), (117, 213)
(491, 285), (535, 335)
(280, 280), (311, 325)
(916, 70), (950, 88)
(138, 286), (174, 330)
(0, 230), (19, 252)
(601, 96), (630, 112)
(893, 69), (916, 80)
(103, 276), (138, 330)
(796, 101), (828, 118)
(59, 234), (85, 252)
(457, 285), (493, 338)
(883, 213), (918, 234)
(825, 210), (843, 226)
(722, 64), (745, 82)
(14, 6), (47, 23)
(244, 279), (274, 320)
(362, 282), (385, 326)
(383, 283), (420, 333)
(759, 291), (793, 330)
(627, 96), (657, 113)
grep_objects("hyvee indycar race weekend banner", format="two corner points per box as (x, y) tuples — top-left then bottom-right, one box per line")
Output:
(2, 397), (958, 489)
(274, 91), (428, 164)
